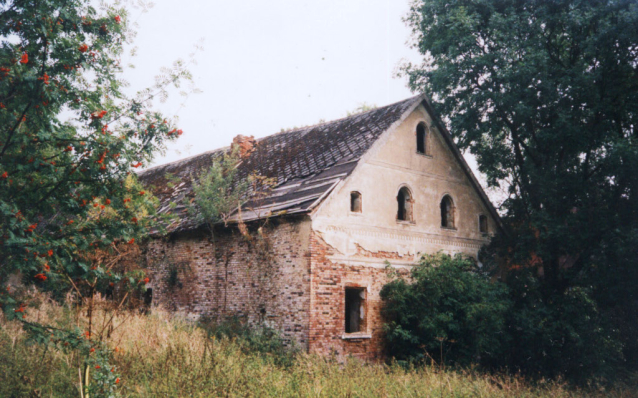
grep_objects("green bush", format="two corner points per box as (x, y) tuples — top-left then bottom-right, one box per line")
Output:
(380, 253), (511, 367)
(504, 270), (623, 383)
(198, 316), (297, 367)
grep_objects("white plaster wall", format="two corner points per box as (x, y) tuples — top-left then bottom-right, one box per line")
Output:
(311, 104), (496, 265)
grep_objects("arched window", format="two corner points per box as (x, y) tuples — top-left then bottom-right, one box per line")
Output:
(440, 195), (455, 228)
(479, 214), (488, 233)
(397, 187), (413, 222)
(350, 191), (362, 213)
(416, 122), (427, 154)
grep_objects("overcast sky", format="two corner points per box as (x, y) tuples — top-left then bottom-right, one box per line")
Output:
(119, 0), (504, 206)
(120, 0), (421, 166)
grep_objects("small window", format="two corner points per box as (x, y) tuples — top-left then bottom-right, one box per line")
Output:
(441, 195), (455, 229)
(144, 288), (153, 306)
(350, 191), (362, 213)
(345, 287), (366, 333)
(479, 215), (488, 233)
(397, 187), (413, 222)
(416, 122), (427, 154)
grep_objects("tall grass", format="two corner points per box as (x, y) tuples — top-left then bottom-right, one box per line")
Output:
(1, 298), (635, 397)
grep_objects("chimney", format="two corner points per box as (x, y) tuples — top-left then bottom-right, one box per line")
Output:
(232, 134), (256, 159)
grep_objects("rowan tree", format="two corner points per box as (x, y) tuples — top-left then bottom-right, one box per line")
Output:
(0, 0), (192, 394)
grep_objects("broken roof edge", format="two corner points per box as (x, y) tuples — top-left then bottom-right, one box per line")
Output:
(148, 210), (311, 239)
(136, 145), (230, 178)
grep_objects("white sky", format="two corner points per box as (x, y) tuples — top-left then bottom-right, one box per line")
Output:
(120, 0), (505, 206)
(121, 0), (420, 166)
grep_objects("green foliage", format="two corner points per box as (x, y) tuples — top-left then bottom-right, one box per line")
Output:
(346, 102), (377, 116)
(502, 267), (623, 383)
(0, 0), (188, 300)
(199, 316), (297, 367)
(380, 253), (511, 367)
(165, 260), (191, 290)
(403, 0), (638, 378)
(4, 303), (630, 397)
(0, 0), (192, 394)
(190, 147), (249, 228)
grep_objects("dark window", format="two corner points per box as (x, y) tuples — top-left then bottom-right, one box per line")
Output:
(345, 287), (366, 333)
(416, 123), (427, 154)
(350, 191), (362, 213)
(441, 195), (455, 228)
(143, 288), (153, 306)
(479, 215), (488, 233)
(397, 187), (413, 221)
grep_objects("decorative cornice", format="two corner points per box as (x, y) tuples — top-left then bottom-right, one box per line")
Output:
(323, 225), (486, 250)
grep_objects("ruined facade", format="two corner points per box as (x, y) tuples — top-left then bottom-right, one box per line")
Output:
(140, 95), (502, 360)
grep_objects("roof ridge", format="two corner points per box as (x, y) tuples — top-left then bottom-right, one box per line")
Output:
(137, 146), (228, 177)
(259, 94), (423, 140)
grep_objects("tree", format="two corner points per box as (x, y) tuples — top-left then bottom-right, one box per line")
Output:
(189, 143), (277, 317)
(380, 253), (511, 367)
(402, 0), (638, 377)
(191, 147), (249, 230)
(0, 0), (192, 395)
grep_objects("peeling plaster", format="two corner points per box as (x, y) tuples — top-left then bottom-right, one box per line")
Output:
(310, 103), (493, 265)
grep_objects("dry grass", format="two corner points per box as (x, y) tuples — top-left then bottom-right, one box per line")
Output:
(1, 297), (636, 397)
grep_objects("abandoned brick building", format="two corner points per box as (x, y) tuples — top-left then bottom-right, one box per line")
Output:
(139, 94), (502, 360)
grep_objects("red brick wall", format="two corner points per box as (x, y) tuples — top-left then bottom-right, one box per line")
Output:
(146, 216), (409, 360)
(308, 232), (409, 361)
(146, 217), (312, 349)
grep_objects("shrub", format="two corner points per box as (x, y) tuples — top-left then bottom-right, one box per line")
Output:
(380, 253), (511, 367)
(198, 316), (297, 367)
(504, 270), (623, 383)
(4, 300), (631, 397)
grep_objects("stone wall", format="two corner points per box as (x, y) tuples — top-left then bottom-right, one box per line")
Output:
(305, 103), (493, 361)
(308, 232), (410, 361)
(145, 216), (313, 349)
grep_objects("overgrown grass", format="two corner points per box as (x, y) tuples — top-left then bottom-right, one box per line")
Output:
(1, 299), (635, 397)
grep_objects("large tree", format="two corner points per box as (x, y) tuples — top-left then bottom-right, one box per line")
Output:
(402, 0), (638, 375)
(0, 0), (191, 394)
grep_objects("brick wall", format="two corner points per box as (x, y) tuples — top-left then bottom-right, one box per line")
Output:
(146, 216), (312, 349)
(146, 216), (411, 360)
(308, 231), (410, 361)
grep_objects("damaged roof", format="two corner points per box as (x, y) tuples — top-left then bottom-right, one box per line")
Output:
(138, 95), (424, 233)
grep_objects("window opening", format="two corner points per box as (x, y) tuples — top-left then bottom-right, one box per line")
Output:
(416, 123), (427, 154)
(143, 288), (153, 307)
(345, 287), (366, 333)
(479, 215), (488, 233)
(441, 195), (455, 228)
(350, 191), (362, 213)
(397, 187), (413, 221)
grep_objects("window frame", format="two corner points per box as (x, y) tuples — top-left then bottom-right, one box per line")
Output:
(396, 186), (414, 223)
(350, 191), (362, 213)
(478, 214), (488, 234)
(344, 285), (367, 335)
(416, 122), (428, 155)
(440, 194), (456, 230)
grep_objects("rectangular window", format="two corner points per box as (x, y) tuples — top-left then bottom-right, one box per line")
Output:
(350, 192), (362, 213)
(479, 215), (488, 233)
(345, 287), (366, 333)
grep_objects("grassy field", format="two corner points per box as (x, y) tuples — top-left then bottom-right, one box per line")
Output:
(1, 297), (635, 397)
